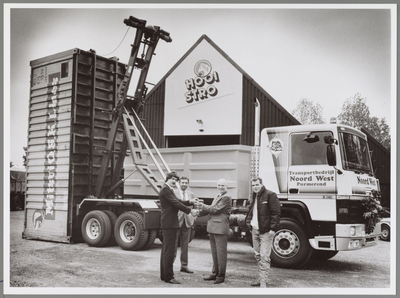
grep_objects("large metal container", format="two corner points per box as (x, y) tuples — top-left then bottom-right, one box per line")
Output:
(124, 145), (253, 200)
(23, 49), (126, 243)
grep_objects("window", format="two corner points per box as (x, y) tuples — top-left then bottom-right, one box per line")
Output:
(291, 132), (332, 165)
(340, 132), (372, 174)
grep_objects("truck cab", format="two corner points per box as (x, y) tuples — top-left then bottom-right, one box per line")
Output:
(258, 124), (381, 268)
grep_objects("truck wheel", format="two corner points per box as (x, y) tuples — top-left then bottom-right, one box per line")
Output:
(271, 219), (312, 268)
(102, 210), (117, 246)
(141, 229), (158, 250)
(81, 210), (112, 247)
(114, 212), (149, 251)
(379, 224), (390, 241)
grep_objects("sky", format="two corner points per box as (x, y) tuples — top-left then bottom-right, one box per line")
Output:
(5, 3), (395, 167)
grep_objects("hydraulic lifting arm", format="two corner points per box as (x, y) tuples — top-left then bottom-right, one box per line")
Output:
(94, 16), (172, 198)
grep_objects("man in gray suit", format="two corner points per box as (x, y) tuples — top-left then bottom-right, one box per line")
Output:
(174, 176), (196, 274)
(198, 178), (231, 284)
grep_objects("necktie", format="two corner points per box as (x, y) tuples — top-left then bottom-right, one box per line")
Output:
(182, 191), (186, 201)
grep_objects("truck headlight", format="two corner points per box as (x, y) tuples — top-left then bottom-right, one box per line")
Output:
(350, 226), (356, 236)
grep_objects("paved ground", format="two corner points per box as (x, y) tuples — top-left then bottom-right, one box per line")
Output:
(4, 210), (394, 297)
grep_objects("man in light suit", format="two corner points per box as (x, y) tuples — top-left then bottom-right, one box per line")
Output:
(174, 176), (196, 274)
(159, 171), (198, 284)
(198, 178), (231, 284)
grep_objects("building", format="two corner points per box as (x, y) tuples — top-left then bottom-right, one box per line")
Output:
(140, 34), (300, 149)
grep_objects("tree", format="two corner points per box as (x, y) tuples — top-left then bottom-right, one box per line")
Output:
(291, 98), (326, 125)
(338, 93), (390, 150)
(23, 146), (28, 167)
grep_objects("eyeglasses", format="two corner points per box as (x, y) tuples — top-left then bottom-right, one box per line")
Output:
(171, 177), (179, 181)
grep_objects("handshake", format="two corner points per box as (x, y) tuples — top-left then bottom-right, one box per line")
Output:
(191, 209), (200, 217)
(189, 198), (204, 217)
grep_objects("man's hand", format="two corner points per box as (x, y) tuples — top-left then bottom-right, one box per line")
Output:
(189, 197), (199, 205)
(191, 209), (199, 217)
(196, 201), (204, 210)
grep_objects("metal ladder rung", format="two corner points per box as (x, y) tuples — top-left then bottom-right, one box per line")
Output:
(136, 165), (162, 190)
(122, 114), (146, 165)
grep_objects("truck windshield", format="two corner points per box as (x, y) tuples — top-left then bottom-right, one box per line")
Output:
(340, 132), (372, 174)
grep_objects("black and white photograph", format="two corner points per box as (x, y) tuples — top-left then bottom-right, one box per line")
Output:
(4, 2), (396, 297)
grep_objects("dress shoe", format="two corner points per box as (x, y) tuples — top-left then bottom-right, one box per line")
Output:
(214, 278), (225, 284)
(180, 267), (194, 274)
(251, 281), (260, 287)
(203, 274), (217, 281)
(165, 278), (181, 284)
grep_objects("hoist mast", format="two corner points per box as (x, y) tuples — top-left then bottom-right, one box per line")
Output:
(94, 16), (172, 198)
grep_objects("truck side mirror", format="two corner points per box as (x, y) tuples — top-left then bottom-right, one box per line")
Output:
(327, 144), (336, 166)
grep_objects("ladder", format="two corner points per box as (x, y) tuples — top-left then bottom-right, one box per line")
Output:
(121, 110), (163, 192)
(95, 16), (172, 198)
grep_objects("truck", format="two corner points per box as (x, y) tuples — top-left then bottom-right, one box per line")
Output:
(23, 16), (382, 269)
(124, 123), (382, 268)
(10, 167), (26, 211)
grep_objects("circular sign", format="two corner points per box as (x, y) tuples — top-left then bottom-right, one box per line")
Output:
(194, 60), (212, 77)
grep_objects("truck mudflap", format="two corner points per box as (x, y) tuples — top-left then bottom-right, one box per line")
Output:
(310, 222), (381, 251)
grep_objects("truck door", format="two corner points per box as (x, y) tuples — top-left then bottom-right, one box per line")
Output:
(288, 131), (337, 221)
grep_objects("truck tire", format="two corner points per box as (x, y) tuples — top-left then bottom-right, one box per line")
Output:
(114, 212), (149, 251)
(380, 224), (390, 241)
(311, 249), (339, 260)
(81, 210), (113, 247)
(141, 229), (158, 250)
(271, 219), (313, 268)
(102, 210), (118, 246)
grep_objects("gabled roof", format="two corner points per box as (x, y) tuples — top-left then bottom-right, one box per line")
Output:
(146, 34), (293, 119)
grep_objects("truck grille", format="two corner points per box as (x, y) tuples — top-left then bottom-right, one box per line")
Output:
(337, 199), (364, 223)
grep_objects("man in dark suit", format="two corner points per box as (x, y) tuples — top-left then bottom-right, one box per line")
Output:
(198, 178), (231, 284)
(174, 176), (196, 274)
(159, 171), (198, 284)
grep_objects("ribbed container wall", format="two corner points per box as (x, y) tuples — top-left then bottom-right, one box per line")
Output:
(24, 49), (126, 243)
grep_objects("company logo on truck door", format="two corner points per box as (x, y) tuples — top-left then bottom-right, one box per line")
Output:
(268, 136), (284, 156)
(42, 73), (60, 221)
(184, 60), (220, 103)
